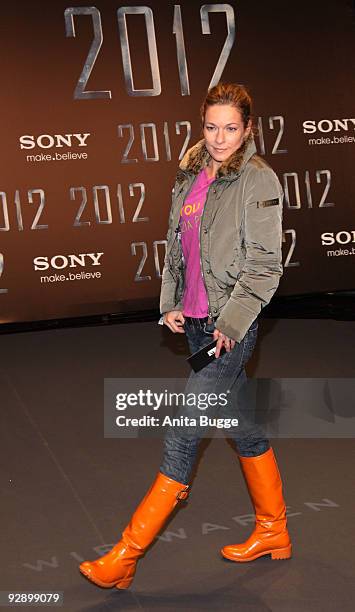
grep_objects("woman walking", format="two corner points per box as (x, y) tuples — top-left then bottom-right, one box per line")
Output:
(79, 82), (292, 590)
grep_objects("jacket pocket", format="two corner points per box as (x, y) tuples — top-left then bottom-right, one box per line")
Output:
(211, 258), (242, 288)
(224, 260), (242, 283)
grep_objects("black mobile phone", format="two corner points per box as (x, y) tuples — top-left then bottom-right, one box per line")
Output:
(187, 340), (226, 372)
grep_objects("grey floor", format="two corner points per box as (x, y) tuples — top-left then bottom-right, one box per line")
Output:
(1, 317), (355, 611)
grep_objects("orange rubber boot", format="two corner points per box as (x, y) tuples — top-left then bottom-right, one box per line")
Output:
(221, 447), (292, 562)
(79, 472), (189, 589)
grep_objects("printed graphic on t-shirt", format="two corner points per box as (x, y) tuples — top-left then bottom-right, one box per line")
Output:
(180, 201), (202, 234)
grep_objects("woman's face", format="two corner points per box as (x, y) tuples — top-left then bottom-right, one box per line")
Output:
(203, 104), (251, 167)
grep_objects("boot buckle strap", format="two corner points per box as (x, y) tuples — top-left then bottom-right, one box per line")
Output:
(176, 486), (189, 501)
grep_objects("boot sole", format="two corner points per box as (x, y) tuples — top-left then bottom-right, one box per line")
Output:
(222, 544), (292, 562)
(79, 567), (132, 589)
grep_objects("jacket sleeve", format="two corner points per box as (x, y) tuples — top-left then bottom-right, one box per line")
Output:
(159, 190), (183, 315)
(215, 166), (284, 342)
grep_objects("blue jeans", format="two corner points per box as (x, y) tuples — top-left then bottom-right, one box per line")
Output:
(160, 316), (270, 485)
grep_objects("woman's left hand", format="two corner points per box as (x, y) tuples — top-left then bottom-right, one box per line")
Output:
(213, 329), (236, 358)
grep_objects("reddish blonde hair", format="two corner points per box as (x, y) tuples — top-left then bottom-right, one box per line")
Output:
(200, 82), (255, 133)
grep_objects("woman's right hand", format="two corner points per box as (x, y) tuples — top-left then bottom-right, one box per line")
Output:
(163, 310), (185, 334)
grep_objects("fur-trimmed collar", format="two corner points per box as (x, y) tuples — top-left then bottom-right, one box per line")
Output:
(176, 133), (256, 183)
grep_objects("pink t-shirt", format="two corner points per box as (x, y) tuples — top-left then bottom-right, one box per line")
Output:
(180, 168), (215, 317)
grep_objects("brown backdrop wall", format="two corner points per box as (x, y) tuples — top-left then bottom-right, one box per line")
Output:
(1, 0), (354, 323)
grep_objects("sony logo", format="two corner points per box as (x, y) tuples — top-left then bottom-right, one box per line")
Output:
(321, 231), (355, 246)
(303, 119), (355, 134)
(19, 133), (91, 150)
(33, 252), (103, 271)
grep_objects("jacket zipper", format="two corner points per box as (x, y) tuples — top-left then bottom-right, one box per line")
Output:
(172, 179), (194, 303)
(199, 180), (217, 320)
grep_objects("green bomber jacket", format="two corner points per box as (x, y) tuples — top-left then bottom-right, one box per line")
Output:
(159, 133), (284, 343)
